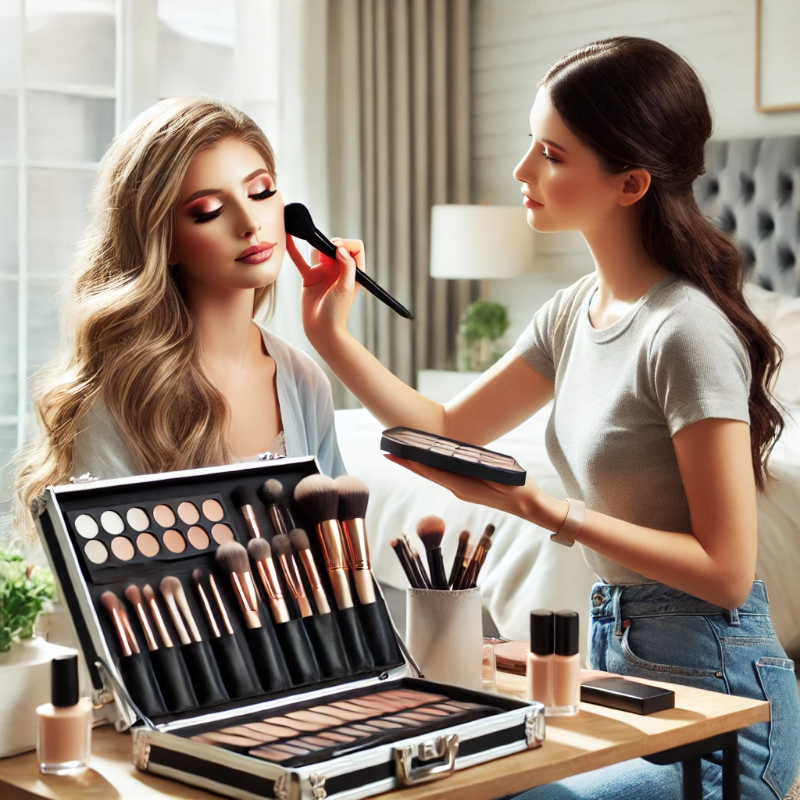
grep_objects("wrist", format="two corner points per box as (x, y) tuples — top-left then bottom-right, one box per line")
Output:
(519, 484), (568, 532)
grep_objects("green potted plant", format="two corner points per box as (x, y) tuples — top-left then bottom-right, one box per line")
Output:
(459, 300), (510, 371)
(0, 549), (75, 757)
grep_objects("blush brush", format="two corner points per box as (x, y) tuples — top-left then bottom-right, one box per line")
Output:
(284, 202), (412, 319)
(416, 515), (448, 589)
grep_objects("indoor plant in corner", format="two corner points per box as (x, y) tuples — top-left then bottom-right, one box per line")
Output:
(0, 549), (73, 757)
(460, 299), (511, 372)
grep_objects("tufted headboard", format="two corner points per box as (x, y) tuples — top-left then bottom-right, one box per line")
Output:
(694, 136), (800, 297)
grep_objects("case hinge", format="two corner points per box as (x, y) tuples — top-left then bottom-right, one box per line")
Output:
(308, 773), (327, 799)
(393, 734), (459, 786)
(525, 707), (546, 747)
(132, 735), (151, 770)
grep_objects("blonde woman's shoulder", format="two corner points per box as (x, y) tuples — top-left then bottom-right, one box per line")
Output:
(72, 397), (138, 480)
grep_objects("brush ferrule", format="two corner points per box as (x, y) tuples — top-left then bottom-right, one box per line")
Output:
(134, 602), (158, 651)
(208, 574), (233, 635)
(297, 549), (331, 614)
(148, 596), (174, 648)
(316, 519), (348, 571)
(278, 553), (302, 599)
(267, 505), (288, 537)
(341, 518), (370, 571)
(112, 608), (132, 657)
(241, 504), (262, 538)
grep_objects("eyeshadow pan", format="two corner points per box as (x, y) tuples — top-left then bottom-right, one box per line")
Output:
(178, 501), (200, 525)
(136, 532), (160, 557)
(153, 504), (176, 527)
(100, 510), (124, 535)
(211, 523), (235, 545)
(74, 514), (99, 539)
(187, 525), (210, 550)
(249, 721), (299, 738)
(163, 529), (186, 554)
(84, 540), (109, 564)
(126, 507), (150, 532)
(111, 536), (135, 561)
(250, 747), (290, 763)
(202, 498), (224, 522)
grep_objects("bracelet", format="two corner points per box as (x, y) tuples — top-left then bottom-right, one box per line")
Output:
(550, 498), (585, 547)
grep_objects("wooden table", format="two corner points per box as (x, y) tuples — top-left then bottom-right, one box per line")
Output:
(0, 672), (768, 800)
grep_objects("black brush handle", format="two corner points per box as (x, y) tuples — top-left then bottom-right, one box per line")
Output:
(392, 543), (421, 588)
(448, 544), (466, 588)
(426, 548), (448, 590)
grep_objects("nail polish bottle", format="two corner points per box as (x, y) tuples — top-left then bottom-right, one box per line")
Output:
(36, 653), (92, 775)
(526, 610), (554, 709)
(551, 610), (580, 716)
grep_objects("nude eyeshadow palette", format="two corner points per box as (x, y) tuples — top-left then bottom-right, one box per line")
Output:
(34, 457), (543, 800)
(380, 426), (527, 486)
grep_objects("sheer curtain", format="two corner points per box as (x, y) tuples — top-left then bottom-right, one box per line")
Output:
(274, 0), (475, 406)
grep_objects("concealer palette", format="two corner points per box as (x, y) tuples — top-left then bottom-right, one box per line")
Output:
(35, 458), (543, 800)
(381, 426), (527, 486)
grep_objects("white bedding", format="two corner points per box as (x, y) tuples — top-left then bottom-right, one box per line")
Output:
(335, 403), (800, 660)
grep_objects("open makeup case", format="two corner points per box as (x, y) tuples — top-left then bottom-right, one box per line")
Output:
(33, 456), (544, 799)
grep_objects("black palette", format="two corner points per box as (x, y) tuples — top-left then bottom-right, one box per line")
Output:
(380, 427), (527, 486)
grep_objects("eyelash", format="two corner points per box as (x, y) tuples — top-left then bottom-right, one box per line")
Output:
(527, 134), (559, 163)
(193, 187), (278, 224)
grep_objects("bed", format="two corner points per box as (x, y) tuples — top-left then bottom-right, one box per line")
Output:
(334, 135), (800, 663)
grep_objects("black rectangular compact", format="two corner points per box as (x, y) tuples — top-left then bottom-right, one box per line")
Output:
(580, 677), (676, 715)
(380, 427), (527, 486)
(35, 457), (544, 799)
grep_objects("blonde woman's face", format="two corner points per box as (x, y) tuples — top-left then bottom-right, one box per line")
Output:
(170, 137), (284, 291)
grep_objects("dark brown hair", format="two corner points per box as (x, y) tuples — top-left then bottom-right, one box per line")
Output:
(542, 37), (783, 490)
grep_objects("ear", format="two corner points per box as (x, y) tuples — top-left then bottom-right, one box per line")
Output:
(617, 168), (651, 207)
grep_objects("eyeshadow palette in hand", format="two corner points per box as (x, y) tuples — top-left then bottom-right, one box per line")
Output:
(380, 426), (527, 486)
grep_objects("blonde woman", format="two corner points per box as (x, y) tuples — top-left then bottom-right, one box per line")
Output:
(16, 97), (344, 534)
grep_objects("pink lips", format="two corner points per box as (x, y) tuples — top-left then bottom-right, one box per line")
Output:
(236, 242), (276, 264)
(523, 194), (543, 209)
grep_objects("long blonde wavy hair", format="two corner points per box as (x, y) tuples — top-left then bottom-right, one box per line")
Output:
(15, 97), (278, 539)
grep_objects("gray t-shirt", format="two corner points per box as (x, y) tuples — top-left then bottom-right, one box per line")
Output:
(515, 273), (751, 585)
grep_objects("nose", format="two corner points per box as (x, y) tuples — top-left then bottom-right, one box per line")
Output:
(236, 202), (261, 238)
(513, 144), (538, 186)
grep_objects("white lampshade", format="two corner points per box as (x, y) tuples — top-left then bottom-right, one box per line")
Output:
(429, 204), (537, 280)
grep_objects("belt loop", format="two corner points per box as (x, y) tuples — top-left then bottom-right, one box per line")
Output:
(726, 607), (740, 626)
(612, 586), (624, 637)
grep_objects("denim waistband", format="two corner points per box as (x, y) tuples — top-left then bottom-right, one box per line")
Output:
(590, 580), (770, 620)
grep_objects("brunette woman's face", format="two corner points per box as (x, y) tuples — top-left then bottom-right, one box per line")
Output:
(170, 137), (284, 291)
(513, 89), (626, 233)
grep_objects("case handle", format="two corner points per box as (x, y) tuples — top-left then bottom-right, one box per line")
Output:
(393, 734), (459, 785)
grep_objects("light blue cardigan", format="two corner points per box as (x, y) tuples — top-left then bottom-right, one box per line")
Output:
(72, 325), (346, 480)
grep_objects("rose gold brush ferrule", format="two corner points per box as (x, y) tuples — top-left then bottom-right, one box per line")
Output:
(297, 549), (331, 615)
(209, 575), (234, 635)
(147, 595), (174, 648)
(118, 608), (140, 654)
(256, 559), (290, 624)
(133, 602), (158, 651)
(243, 570), (260, 612)
(278, 554), (313, 618)
(112, 608), (132, 657)
(196, 584), (221, 638)
(316, 520), (354, 610)
(241, 504), (262, 538)
(341, 519), (376, 605)
(232, 572), (261, 629)
(268, 506), (288, 537)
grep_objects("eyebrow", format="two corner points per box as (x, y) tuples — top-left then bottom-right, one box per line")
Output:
(540, 138), (568, 154)
(181, 168), (271, 206)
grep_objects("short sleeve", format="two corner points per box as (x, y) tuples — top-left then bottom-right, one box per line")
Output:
(650, 302), (751, 436)
(514, 292), (561, 381)
(72, 400), (139, 480)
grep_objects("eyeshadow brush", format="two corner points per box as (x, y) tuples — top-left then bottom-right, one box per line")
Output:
(458, 533), (493, 590)
(416, 515), (448, 590)
(284, 202), (412, 319)
(258, 479), (293, 536)
(289, 528), (331, 615)
(142, 584), (174, 647)
(293, 475), (354, 610)
(192, 569), (221, 638)
(449, 530), (470, 588)
(160, 575), (201, 644)
(247, 538), (291, 623)
(391, 538), (421, 588)
(334, 475), (376, 604)
(100, 591), (136, 656)
(402, 534), (432, 589)
(124, 584), (159, 651)
(231, 486), (263, 539)
(216, 541), (262, 629)
(272, 533), (313, 618)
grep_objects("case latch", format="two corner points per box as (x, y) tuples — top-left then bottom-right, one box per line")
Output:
(393, 734), (459, 786)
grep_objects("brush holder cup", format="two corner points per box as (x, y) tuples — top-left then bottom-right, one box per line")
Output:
(406, 587), (483, 689)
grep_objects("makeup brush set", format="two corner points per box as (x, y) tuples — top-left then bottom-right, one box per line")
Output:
(34, 457), (543, 800)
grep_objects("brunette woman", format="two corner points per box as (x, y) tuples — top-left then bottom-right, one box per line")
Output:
(289, 38), (799, 799)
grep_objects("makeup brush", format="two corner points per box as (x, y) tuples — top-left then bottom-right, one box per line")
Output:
(208, 573), (235, 636)
(247, 538), (291, 624)
(160, 576), (201, 644)
(402, 534), (432, 589)
(289, 528), (331, 615)
(192, 569), (221, 639)
(100, 591), (136, 656)
(415, 515), (448, 590)
(258, 479), (294, 536)
(449, 530), (470, 588)
(215, 541), (262, 629)
(293, 475), (354, 610)
(272, 534), (313, 618)
(124, 584), (158, 651)
(142, 584), (174, 647)
(459, 533), (493, 590)
(284, 202), (412, 319)
(391, 537), (421, 588)
(483, 523), (496, 540)
(231, 486), (263, 539)
(334, 475), (376, 605)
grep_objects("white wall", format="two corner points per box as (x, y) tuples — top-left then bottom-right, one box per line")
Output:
(472, 0), (800, 338)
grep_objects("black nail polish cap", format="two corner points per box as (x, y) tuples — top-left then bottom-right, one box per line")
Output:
(52, 653), (80, 708)
(555, 610), (579, 657)
(530, 609), (555, 656)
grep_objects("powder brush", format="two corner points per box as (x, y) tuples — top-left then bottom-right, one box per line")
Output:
(289, 528), (331, 615)
(232, 486), (263, 539)
(259, 479), (294, 535)
(100, 591), (136, 656)
(216, 541), (262, 629)
(192, 569), (221, 639)
(416, 515), (448, 590)
(247, 537), (291, 623)
(449, 530), (470, 588)
(284, 202), (412, 319)
(272, 533), (313, 618)
(334, 475), (376, 604)
(124, 584), (158, 651)
(160, 575), (201, 644)
(142, 583), (174, 647)
(293, 475), (354, 610)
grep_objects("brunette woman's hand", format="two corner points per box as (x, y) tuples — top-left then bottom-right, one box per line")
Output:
(286, 235), (364, 345)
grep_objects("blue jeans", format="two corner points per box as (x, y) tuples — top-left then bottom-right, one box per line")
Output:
(512, 581), (800, 799)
